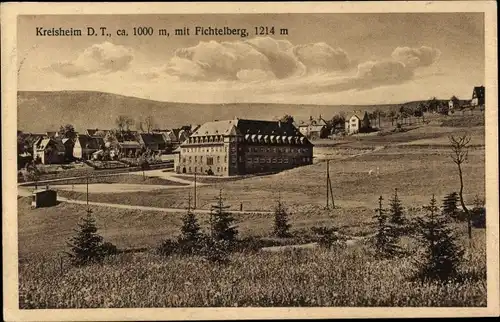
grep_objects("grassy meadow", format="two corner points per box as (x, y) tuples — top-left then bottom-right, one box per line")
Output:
(17, 117), (487, 308)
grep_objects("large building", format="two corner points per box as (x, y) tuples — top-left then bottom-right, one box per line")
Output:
(471, 86), (485, 107)
(174, 118), (314, 176)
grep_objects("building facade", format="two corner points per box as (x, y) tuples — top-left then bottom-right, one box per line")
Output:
(345, 114), (361, 134)
(471, 86), (485, 107)
(174, 118), (314, 176)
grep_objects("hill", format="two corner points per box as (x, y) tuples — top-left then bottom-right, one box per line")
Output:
(17, 90), (441, 133)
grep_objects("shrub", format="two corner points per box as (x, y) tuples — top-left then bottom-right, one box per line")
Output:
(100, 241), (119, 256)
(273, 199), (291, 238)
(414, 195), (464, 282)
(310, 226), (345, 248)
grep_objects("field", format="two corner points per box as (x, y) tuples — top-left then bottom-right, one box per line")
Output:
(17, 117), (487, 308)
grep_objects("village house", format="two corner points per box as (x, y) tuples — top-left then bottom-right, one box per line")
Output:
(471, 86), (485, 107)
(298, 116), (329, 140)
(33, 137), (65, 164)
(118, 141), (142, 157)
(73, 134), (105, 160)
(345, 114), (361, 134)
(136, 133), (168, 153)
(174, 118), (314, 176)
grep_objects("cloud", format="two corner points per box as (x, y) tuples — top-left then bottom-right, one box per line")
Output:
(280, 46), (440, 95)
(159, 37), (355, 81)
(293, 42), (351, 72)
(391, 46), (441, 69)
(51, 42), (134, 77)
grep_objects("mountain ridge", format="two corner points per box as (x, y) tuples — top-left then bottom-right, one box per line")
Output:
(17, 90), (450, 133)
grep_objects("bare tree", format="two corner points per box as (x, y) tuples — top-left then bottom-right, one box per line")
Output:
(449, 134), (472, 239)
(116, 115), (134, 133)
(144, 116), (154, 133)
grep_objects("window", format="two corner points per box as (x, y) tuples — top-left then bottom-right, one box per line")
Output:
(188, 167), (191, 173)
(248, 158), (252, 163)
(260, 158), (265, 164)
(284, 159), (289, 164)
(195, 156), (197, 162)
(217, 156), (220, 163)
(225, 147), (227, 152)
(224, 156), (227, 163)
(188, 156), (192, 163)
(224, 167), (227, 172)
(182, 158), (186, 163)
(272, 158), (277, 163)
(266, 158), (271, 163)
(232, 158), (236, 164)
(217, 167), (220, 172)
(253, 147), (258, 152)
(267, 148), (270, 152)
(239, 156), (243, 162)
(201, 167), (203, 172)
(278, 158), (282, 164)
(194, 167), (197, 173)
(254, 158), (258, 163)
(200, 156), (203, 163)
(261, 147), (265, 152)
(285, 148), (289, 153)
(207, 157), (214, 165)
(273, 147), (277, 153)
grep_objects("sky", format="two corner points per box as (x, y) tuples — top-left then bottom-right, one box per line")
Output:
(17, 13), (485, 105)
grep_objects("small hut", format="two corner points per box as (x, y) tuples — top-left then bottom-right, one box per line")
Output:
(32, 189), (58, 208)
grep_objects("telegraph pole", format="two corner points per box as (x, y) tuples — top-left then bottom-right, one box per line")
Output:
(326, 160), (330, 209)
(194, 171), (197, 209)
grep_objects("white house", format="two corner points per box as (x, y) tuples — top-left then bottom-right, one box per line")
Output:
(345, 114), (361, 135)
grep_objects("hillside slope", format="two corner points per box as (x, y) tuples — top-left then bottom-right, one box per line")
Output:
(18, 90), (437, 132)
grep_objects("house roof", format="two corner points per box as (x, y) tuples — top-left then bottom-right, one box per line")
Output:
(348, 114), (361, 121)
(189, 118), (305, 139)
(308, 125), (325, 132)
(137, 133), (167, 146)
(473, 86), (485, 100)
(35, 138), (65, 152)
(76, 135), (104, 150)
(119, 141), (142, 148)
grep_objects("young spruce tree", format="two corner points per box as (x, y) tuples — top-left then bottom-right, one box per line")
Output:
(273, 195), (291, 238)
(210, 189), (238, 242)
(414, 194), (464, 281)
(388, 188), (405, 226)
(178, 193), (203, 254)
(373, 196), (401, 259)
(66, 209), (105, 266)
(442, 192), (460, 220)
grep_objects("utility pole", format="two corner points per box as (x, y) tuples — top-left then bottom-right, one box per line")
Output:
(194, 171), (197, 209)
(326, 160), (330, 209)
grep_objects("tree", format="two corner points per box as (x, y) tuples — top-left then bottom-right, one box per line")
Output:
(210, 189), (238, 242)
(471, 195), (485, 228)
(414, 194), (464, 282)
(450, 95), (460, 108)
(24, 160), (40, 189)
(273, 196), (291, 238)
(449, 134), (472, 239)
(115, 115), (134, 133)
(427, 97), (440, 113)
(373, 196), (401, 259)
(279, 114), (295, 125)
(138, 153), (149, 180)
(139, 115), (155, 133)
(66, 210), (106, 266)
(178, 194), (203, 254)
(58, 124), (77, 142)
(388, 188), (406, 228)
(442, 192), (460, 220)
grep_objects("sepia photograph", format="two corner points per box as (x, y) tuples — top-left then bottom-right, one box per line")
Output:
(2, 1), (499, 320)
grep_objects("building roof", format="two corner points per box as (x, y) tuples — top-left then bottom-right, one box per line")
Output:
(473, 86), (485, 100)
(35, 138), (65, 152)
(188, 118), (309, 143)
(137, 133), (167, 146)
(308, 125), (325, 132)
(76, 134), (104, 150)
(119, 141), (142, 148)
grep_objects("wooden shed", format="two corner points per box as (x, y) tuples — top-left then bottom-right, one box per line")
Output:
(32, 189), (58, 208)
